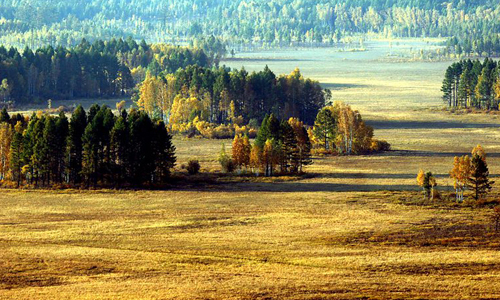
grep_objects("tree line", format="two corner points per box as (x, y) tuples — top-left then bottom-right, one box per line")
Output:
(0, 106), (176, 188)
(441, 58), (500, 110)
(0, 38), (211, 105)
(137, 66), (327, 127)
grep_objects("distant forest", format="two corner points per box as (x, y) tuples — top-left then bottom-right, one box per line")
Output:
(0, 38), (226, 104)
(0, 0), (499, 56)
(442, 58), (500, 110)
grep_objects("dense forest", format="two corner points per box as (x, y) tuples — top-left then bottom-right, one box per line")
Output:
(441, 58), (500, 109)
(0, 0), (499, 56)
(0, 38), (215, 105)
(137, 66), (327, 129)
(0, 105), (176, 188)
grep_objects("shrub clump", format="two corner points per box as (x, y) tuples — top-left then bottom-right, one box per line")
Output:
(187, 160), (201, 175)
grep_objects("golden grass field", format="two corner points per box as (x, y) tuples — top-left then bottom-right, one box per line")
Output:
(2, 40), (500, 299)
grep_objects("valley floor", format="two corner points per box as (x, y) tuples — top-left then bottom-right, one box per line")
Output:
(2, 41), (500, 299)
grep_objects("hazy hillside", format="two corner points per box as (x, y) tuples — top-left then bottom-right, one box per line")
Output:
(0, 0), (499, 55)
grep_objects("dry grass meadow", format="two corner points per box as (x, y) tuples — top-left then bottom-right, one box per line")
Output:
(2, 40), (500, 299)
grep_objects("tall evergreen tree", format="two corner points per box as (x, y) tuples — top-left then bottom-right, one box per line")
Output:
(110, 115), (130, 186)
(255, 115), (270, 148)
(467, 154), (494, 201)
(10, 122), (23, 187)
(313, 108), (336, 150)
(67, 105), (87, 184)
(152, 121), (176, 184)
(55, 112), (69, 183)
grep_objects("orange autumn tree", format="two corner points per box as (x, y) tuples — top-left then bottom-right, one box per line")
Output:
(249, 144), (262, 174)
(232, 134), (251, 169)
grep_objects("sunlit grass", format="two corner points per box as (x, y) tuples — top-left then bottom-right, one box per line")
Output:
(2, 43), (500, 299)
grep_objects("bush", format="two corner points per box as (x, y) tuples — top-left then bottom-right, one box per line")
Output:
(218, 143), (235, 173)
(187, 160), (201, 175)
(370, 139), (391, 152)
(220, 157), (235, 173)
(212, 124), (234, 139)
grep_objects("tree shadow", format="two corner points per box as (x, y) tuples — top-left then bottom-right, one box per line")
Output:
(311, 172), (446, 180)
(322, 82), (370, 90)
(383, 150), (500, 158)
(366, 120), (500, 130)
(184, 181), (420, 193)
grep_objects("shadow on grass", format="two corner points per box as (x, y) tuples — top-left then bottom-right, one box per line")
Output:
(366, 120), (500, 130)
(383, 150), (500, 158)
(311, 172), (450, 180)
(213, 182), (420, 193)
(322, 82), (370, 90)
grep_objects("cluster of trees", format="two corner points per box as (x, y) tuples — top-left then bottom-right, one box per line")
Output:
(137, 66), (326, 127)
(416, 145), (494, 203)
(224, 115), (312, 176)
(446, 34), (500, 58)
(0, 38), (211, 104)
(442, 58), (500, 110)
(1, 0), (499, 52)
(310, 102), (389, 155)
(450, 145), (493, 202)
(0, 106), (176, 188)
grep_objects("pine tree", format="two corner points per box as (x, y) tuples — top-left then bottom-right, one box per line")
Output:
(10, 122), (24, 187)
(128, 111), (155, 186)
(442, 66), (453, 107)
(151, 121), (176, 184)
(457, 67), (474, 108)
(82, 116), (100, 187)
(279, 120), (296, 173)
(0, 108), (10, 124)
(313, 108), (336, 150)
(42, 116), (58, 185)
(110, 115), (129, 186)
(255, 115), (270, 148)
(31, 116), (46, 187)
(67, 105), (87, 185)
(55, 112), (69, 183)
(467, 154), (494, 201)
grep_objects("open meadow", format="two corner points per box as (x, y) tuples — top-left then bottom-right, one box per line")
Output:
(2, 40), (500, 299)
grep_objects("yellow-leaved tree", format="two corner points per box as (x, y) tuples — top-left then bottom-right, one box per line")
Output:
(137, 74), (176, 121)
(472, 144), (486, 161)
(232, 134), (252, 169)
(450, 155), (472, 202)
(250, 144), (262, 174)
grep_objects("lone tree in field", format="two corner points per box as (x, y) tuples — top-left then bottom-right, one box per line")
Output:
(450, 155), (471, 202)
(467, 154), (493, 201)
(417, 169), (436, 200)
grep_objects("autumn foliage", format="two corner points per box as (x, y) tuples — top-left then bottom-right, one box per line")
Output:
(311, 102), (389, 155)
